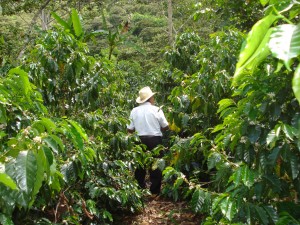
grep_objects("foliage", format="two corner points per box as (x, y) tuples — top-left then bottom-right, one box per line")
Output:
(4, 0), (300, 224)
(162, 1), (300, 224)
(0, 9), (153, 224)
(0, 68), (93, 222)
(165, 29), (243, 136)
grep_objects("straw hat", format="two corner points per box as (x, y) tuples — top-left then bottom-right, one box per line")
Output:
(136, 86), (156, 103)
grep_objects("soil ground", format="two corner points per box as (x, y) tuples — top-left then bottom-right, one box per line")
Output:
(118, 195), (203, 225)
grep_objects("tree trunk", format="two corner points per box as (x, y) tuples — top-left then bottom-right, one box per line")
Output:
(41, 9), (50, 30)
(167, 0), (173, 45)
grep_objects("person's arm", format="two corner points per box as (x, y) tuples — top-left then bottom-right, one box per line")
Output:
(157, 107), (169, 132)
(161, 125), (169, 131)
(127, 128), (135, 133)
(127, 110), (135, 134)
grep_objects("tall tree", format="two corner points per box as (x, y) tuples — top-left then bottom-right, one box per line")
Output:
(167, 0), (173, 45)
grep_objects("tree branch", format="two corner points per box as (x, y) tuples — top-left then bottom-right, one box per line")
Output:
(18, 0), (52, 59)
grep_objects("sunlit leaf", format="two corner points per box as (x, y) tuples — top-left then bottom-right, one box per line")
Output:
(290, 155), (299, 179)
(71, 9), (83, 37)
(282, 123), (296, 140)
(67, 119), (88, 141)
(43, 136), (59, 154)
(14, 151), (37, 194)
(260, 0), (269, 6)
(0, 173), (18, 190)
(241, 165), (256, 188)
(51, 12), (71, 30)
(217, 99), (236, 114)
(233, 14), (278, 85)
(9, 68), (31, 96)
(220, 196), (237, 221)
(269, 23), (300, 70)
(0, 214), (14, 225)
(263, 205), (278, 224)
(212, 193), (227, 211)
(32, 150), (45, 202)
(191, 189), (210, 213)
(292, 64), (300, 104)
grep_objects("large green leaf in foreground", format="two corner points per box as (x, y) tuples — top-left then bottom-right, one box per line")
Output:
(293, 65), (300, 104)
(268, 23), (300, 104)
(269, 23), (300, 70)
(233, 13), (278, 85)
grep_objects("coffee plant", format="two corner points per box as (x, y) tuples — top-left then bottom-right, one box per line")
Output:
(0, 9), (151, 225)
(3, 1), (300, 224)
(162, 0), (300, 224)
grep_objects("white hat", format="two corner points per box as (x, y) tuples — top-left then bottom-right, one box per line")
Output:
(136, 86), (156, 103)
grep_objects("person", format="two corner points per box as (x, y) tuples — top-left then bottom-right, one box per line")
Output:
(127, 86), (169, 195)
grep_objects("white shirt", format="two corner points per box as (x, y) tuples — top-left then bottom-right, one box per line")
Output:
(127, 102), (169, 136)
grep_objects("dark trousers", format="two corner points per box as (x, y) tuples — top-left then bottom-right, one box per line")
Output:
(135, 136), (163, 194)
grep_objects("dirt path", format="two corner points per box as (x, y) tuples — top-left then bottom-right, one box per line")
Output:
(120, 196), (203, 225)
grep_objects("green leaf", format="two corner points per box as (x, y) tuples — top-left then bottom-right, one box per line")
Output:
(237, 14), (277, 67)
(191, 189), (210, 213)
(43, 136), (59, 154)
(173, 177), (184, 189)
(61, 161), (77, 183)
(233, 28), (273, 85)
(220, 196), (237, 221)
(103, 210), (113, 222)
(182, 114), (189, 127)
(51, 12), (71, 30)
(248, 125), (261, 144)
(212, 124), (224, 133)
(207, 152), (222, 170)
(212, 193), (228, 211)
(0, 173), (18, 190)
(234, 13), (278, 85)
(9, 68), (31, 96)
(32, 118), (56, 133)
(29, 150), (45, 207)
(230, 166), (242, 187)
(152, 158), (165, 171)
(290, 155), (299, 179)
(43, 146), (54, 166)
(15, 151), (37, 194)
(276, 212), (299, 225)
(282, 123), (296, 140)
(262, 205), (278, 224)
(269, 23), (300, 70)
(71, 8), (83, 37)
(67, 119), (88, 141)
(241, 166), (256, 188)
(59, 120), (85, 151)
(0, 105), (7, 123)
(230, 165), (256, 188)
(260, 0), (269, 6)
(42, 146), (53, 178)
(90, 29), (109, 36)
(253, 205), (269, 225)
(217, 99), (236, 114)
(267, 146), (281, 166)
(50, 134), (64, 152)
(267, 124), (281, 146)
(263, 174), (281, 192)
(0, 213), (14, 225)
(292, 64), (300, 104)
